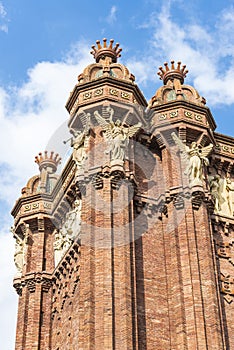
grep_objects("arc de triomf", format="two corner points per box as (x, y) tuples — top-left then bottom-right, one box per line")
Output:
(11, 39), (234, 349)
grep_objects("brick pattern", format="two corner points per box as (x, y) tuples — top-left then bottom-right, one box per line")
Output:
(51, 243), (80, 350)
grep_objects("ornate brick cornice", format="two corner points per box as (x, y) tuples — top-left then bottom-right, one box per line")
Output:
(76, 163), (138, 193)
(13, 272), (53, 295)
(149, 99), (216, 133)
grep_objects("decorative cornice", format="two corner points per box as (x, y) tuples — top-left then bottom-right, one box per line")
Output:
(149, 100), (216, 131)
(13, 272), (53, 295)
(66, 77), (148, 119)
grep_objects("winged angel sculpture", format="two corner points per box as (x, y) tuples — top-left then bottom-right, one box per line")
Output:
(70, 113), (90, 169)
(171, 132), (213, 186)
(94, 107), (142, 161)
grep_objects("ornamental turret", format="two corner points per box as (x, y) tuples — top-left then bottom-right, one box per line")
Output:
(149, 60), (207, 107)
(65, 39), (147, 132)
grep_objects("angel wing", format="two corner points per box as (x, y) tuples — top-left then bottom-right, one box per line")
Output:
(171, 132), (189, 161)
(83, 113), (91, 135)
(200, 143), (213, 158)
(93, 110), (113, 140)
(106, 106), (114, 122)
(198, 143), (213, 167)
(79, 111), (89, 127)
(71, 112), (90, 136)
(127, 122), (142, 137)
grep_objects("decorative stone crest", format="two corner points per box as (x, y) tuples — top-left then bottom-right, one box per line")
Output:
(90, 38), (122, 63)
(158, 60), (188, 86)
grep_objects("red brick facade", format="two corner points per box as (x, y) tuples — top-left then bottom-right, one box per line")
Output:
(11, 40), (234, 349)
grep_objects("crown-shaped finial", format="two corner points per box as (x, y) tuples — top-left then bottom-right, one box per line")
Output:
(90, 38), (122, 63)
(157, 60), (188, 85)
(35, 151), (61, 173)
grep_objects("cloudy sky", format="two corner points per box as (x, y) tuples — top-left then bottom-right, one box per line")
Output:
(1, 0), (234, 348)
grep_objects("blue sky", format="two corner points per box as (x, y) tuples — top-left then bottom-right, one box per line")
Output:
(1, 0), (234, 348)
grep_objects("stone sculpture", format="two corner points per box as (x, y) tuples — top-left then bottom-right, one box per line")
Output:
(54, 199), (82, 266)
(12, 224), (30, 275)
(71, 114), (90, 169)
(94, 107), (141, 161)
(172, 132), (213, 186)
(209, 175), (234, 217)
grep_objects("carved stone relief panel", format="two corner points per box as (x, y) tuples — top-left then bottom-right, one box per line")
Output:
(213, 222), (234, 303)
(54, 199), (82, 267)
(209, 175), (234, 218)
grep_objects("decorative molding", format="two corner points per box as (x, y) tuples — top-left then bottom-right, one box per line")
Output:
(172, 194), (185, 209)
(94, 88), (103, 97)
(111, 170), (125, 190)
(184, 110), (204, 123)
(13, 272), (53, 294)
(83, 91), (92, 100)
(42, 276), (53, 292)
(61, 164), (76, 191)
(220, 273), (234, 304)
(70, 98), (79, 117)
(109, 88), (118, 96)
(191, 190), (204, 210)
(21, 201), (52, 215)
(216, 143), (234, 155)
(134, 198), (167, 218)
(169, 110), (178, 118)
(13, 281), (23, 296)
(121, 91), (130, 100)
(158, 113), (167, 121)
(24, 204), (31, 212)
(26, 278), (36, 293)
(91, 172), (104, 189)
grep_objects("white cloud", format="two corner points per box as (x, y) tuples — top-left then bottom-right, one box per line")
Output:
(0, 40), (92, 205)
(125, 60), (150, 85)
(107, 5), (117, 24)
